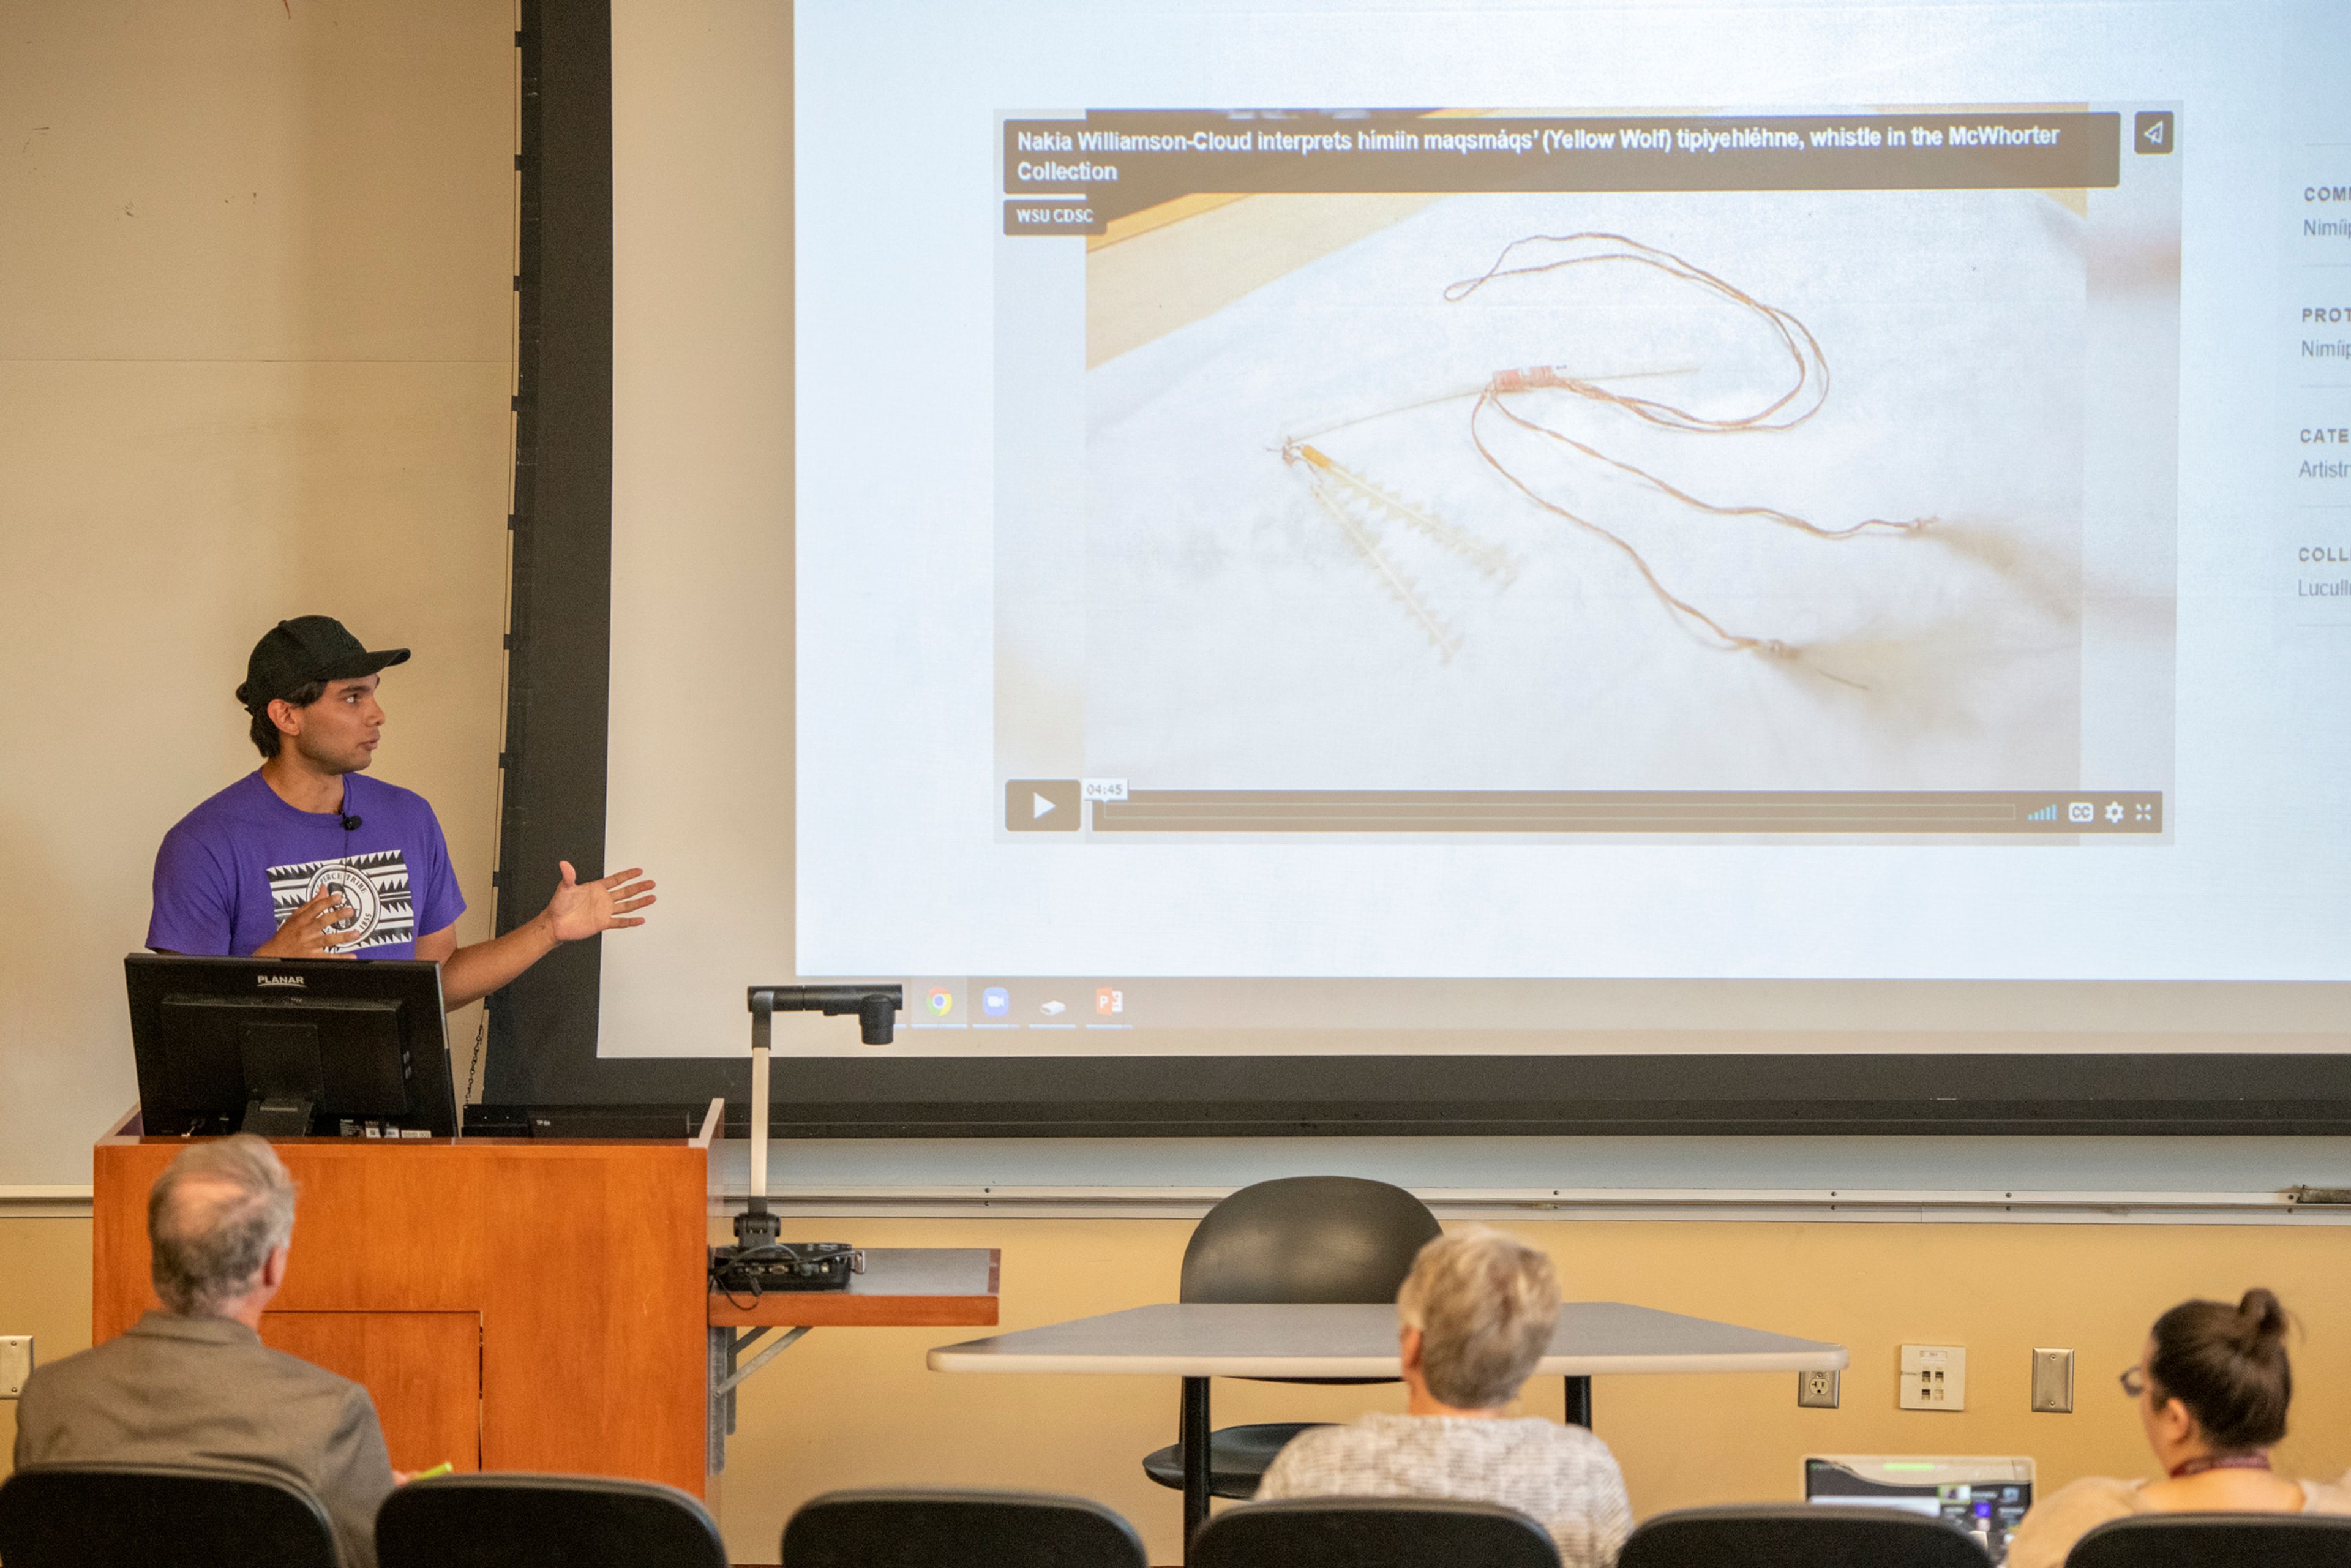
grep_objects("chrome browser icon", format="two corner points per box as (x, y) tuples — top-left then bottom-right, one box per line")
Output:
(927, 987), (953, 1016)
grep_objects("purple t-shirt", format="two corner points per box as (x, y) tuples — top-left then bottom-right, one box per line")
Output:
(147, 771), (466, 961)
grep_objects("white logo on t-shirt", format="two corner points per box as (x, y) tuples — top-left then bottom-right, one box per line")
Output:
(266, 851), (416, 951)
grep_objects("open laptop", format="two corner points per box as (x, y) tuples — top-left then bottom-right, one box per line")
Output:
(1804, 1454), (2036, 1564)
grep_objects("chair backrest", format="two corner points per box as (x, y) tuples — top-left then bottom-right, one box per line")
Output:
(1193, 1497), (1561, 1568)
(2067, 1511), (2351, 1568)
(375, 1472), (727, 1568)
(782, 1488), (1149, 1568)
(1180, 1177), (1442, 1304)
(0, 1461), (341, 1568)
(1619, 1504), (1992, 1567)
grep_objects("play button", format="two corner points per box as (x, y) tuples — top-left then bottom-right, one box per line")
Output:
(1005, 779), (1081, 832)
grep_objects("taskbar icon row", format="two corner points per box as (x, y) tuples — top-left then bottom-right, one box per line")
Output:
(899, 978), (1134, 1029)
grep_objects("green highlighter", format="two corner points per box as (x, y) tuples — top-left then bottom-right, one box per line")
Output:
(412, 1462), (454, 1481)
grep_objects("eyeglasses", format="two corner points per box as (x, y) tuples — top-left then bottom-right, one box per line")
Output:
(2120, 1365), (2148, 1398)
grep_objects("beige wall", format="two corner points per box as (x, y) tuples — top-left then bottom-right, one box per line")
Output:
(0, 1218), (92, 1474)
(0, 0), (516, 1183)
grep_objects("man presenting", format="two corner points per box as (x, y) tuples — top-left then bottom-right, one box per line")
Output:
(15, 1137), (399, 1568)
(148, 615), (653, 1007)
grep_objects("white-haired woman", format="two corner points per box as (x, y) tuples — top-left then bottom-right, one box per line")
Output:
(1257, 1225), (1632, 1567)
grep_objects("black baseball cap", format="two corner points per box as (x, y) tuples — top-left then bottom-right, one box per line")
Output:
(235, 615), (411, 711)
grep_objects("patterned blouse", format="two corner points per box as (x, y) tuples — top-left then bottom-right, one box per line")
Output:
(2005, 1474), (2351, 1568)
(1256, 1412), (1633, 1567)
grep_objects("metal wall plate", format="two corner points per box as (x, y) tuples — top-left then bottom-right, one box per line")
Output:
(0, 1335), (32, 1399)
(1798, 1367), (1841, 1408)
(2031, 1347), (2075, 1412)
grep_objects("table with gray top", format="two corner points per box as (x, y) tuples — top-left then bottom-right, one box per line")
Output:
(930, 1302), (1847, 1555)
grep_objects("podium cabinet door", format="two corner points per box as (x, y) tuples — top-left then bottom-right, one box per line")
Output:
(261, 1310), (482, 1474)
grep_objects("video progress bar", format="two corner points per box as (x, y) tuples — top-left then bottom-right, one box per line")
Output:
(1090, 791), (2165, 835)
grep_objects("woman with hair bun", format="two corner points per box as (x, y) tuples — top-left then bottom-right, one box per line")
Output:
(2007, 1289), (2351, 1568)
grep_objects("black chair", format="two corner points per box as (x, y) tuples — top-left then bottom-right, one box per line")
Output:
(1619, 1504), (1992, 1567)
(0, 1461), (340, 1568)
(2068, 1512), (2351, 1567)
(1141, 1174), (1442, 1514)
(375, 1472), (727, 1568)
(1193, 1497), (1560, 1568)
(782, 1488), (1149, 1568)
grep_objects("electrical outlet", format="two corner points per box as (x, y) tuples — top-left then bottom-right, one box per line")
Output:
(1899, 1344), (1967, 1411)
(1797, 1368), (1841, 1408)
(2031, 1348), (2075, 1412)
(0, 1335), (31, 1399)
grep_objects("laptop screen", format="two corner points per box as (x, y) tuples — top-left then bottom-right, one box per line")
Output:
(1804, 1455), (2035, 1564)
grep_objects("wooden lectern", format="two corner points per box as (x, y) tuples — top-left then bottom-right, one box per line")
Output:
(92, 1105), (718, 1495)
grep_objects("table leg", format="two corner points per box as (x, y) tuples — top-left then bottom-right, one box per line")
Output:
(1181, 1375), (1212, 1556)
(1564, 1375), (1592, 1427)
(707, 1328), (732, 1474)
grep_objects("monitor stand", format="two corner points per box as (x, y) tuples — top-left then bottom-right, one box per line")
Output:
(241, 1096), (314, 1138)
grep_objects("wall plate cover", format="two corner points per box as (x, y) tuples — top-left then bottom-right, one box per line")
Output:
(1899, 1344), (1967, 1411)
(0, 1335), (31, 1398)
(2031, 1348), (2075, 1412)
(1798, 1367), (1841, 1408)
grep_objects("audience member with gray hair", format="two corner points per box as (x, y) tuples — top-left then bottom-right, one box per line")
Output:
(1256, 1226), (1633, 1567)
(13, 1136), (399, 1568)
(147, 1133), (300, 1313)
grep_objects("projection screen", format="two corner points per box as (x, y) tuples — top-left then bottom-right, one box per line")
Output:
(585, 0), (2351, 1086)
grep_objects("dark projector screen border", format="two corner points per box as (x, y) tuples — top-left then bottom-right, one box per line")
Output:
(481, 0), (2351, 1136)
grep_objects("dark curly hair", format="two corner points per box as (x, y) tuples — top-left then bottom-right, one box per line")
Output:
(246, 680), (326, 759)
(2147, 1288), (2293, 1451)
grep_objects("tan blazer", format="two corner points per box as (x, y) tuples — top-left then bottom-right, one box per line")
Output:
(11, 1312), (396, 1568)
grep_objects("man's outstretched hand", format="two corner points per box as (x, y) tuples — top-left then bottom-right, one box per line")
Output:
(542, 860), (658, 943)
(429, 860), (658, 1009)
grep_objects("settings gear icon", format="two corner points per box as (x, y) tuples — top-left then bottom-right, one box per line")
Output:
(2105, 801), (2124, 823)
